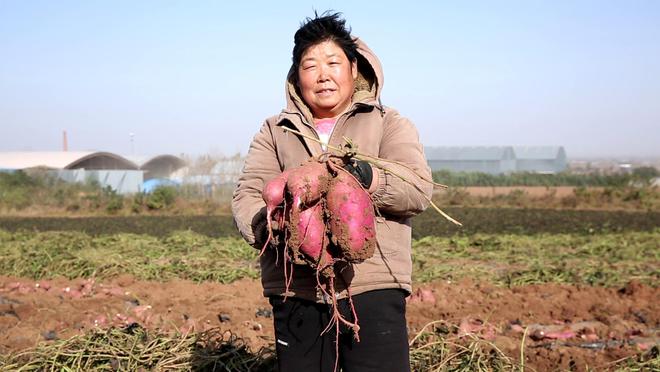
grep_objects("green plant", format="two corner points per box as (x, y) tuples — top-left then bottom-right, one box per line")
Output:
(146, 187), (177, 210)
(0, 171), (41, 210)
(131, 193), (144, 213)
(83, 192), (102, 209)
(0, 170), (40, 188)
(632, 166), (660, 183)
(106, 197), (124, 214)
(0, 188), (33, 209)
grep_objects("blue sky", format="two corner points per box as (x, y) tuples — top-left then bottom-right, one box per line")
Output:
(1, 1), (658, 158)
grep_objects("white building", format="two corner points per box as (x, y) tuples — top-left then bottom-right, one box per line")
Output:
(513, 146), (567, 174)
(425, 146), (568, 174)
(0, 151), (186, 194)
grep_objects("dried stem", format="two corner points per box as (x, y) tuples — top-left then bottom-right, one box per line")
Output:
(281, 126), (461, 226)
(282, 126), (447, 188)
(520, 326), (528, 371)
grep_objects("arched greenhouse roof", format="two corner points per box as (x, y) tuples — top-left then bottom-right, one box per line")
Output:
(0, 151), (138, 170)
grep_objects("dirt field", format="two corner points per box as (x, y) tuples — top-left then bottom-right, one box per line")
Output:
(1, 275), (657, 371)
(460, 186), (584, 198)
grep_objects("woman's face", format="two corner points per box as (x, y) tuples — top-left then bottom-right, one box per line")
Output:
(297, 40), (358, 119)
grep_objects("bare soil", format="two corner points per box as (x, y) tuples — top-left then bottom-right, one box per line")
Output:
(1, 276), (657, 371)
(460, 186), (584, 198)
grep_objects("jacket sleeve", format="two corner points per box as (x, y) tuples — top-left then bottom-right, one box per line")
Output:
(370, 109), (433, 218)
(232, 120), (281, 247)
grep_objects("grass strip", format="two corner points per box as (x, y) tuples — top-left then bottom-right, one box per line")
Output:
(0, 229), (658, 287)
(412, 229), (660, 287)
(0, 229), (259, 284)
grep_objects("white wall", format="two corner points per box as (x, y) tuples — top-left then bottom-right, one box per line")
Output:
(51, 169), (143, 194)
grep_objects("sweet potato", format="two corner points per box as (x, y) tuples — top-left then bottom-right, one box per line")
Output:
(263, 157), (375, 274)
(266, 156), (375, 353)
(288, 203), (333, 273)
(260, 170), (290, 253)
(263, 171), (289, 220)
(326, 169), (376, 262)
(285, 160), (330, 208)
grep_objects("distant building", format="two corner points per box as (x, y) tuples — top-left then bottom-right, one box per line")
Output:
(0, 151), (186, 194)
(125, 155), (187, 180)
(513, 146), (567, 174)
(0, 151), (137, 170)
(425, 146), (516, 174)
(424, 146), (568, 174)
(153, 155), (243, 199)
(209, 156), (244, 184)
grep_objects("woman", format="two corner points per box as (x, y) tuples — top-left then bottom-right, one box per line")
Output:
(232, 12), (432, 372)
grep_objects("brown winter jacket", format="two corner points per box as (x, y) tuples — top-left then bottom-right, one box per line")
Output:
(231, 39), (433, 302)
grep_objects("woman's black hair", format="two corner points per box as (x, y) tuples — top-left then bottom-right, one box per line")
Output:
(292, 11), (359, 71)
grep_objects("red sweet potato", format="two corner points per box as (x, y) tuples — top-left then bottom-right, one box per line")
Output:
(285, 160), (330, 208)
(263, 171), (289, 216)
(260, 170), (290, 253)
(289, 203), (333, 271)
(261, 171), (290, 208)
(269, 156), (376, 350)
(264, 157), (376, 277)
(326, 169), (376, 262)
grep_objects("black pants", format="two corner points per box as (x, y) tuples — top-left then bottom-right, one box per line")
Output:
(269, 289), (410, 372)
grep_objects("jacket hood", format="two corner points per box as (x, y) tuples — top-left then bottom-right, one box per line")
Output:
(284, 38), (384, 123)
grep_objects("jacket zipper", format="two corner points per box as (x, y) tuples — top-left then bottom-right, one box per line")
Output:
(279, 111), (324, 156)
(281, 101), (376, 156)
(327, 102), (372, 152)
